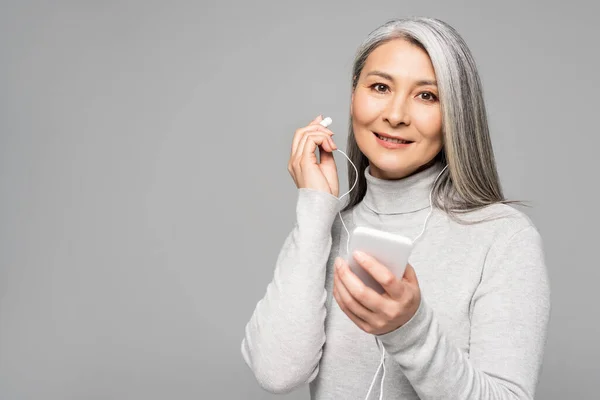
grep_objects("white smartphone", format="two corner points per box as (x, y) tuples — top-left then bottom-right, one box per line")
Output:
(346, 226), (413, 294)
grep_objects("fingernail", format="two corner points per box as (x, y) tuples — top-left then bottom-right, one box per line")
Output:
(335, 258), (341, 270)
(354, 251), (365, 262)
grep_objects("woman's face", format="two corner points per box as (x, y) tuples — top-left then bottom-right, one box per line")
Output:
(351, 39), (443, 180)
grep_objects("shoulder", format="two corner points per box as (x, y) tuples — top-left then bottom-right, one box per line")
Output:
(455, 203), (546, 272)
(437, 202), (544, 264)
(449, 202), (539, 239)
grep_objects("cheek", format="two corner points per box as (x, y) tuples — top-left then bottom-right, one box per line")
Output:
(352, 92), (381, 123)
(414, 107), (443, 145)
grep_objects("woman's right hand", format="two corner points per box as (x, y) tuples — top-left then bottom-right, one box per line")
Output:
(288, 115), (340, 197)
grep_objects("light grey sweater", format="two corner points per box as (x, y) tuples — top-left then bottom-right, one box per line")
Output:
(241, 162), (551, 400)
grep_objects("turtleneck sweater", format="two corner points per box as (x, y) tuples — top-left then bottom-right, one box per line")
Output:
(241, 162), (551, 400)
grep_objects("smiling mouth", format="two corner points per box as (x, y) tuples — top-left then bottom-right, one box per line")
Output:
(374, 132), (414, 144)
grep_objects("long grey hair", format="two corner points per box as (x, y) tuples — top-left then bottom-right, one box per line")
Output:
(341, 17), (519, 219)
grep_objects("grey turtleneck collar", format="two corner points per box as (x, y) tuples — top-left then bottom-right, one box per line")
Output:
(361, 161), (445, 215)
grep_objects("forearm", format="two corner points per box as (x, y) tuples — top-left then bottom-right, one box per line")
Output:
(241, 188), (340, 393)
(378, 299), (548, 400)
(377, 226), (551, 400)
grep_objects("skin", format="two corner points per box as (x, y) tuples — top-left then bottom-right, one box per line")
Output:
(334, 39), (444, 335)
(287, 39), (445, 335)
(351, 38), (443, 180)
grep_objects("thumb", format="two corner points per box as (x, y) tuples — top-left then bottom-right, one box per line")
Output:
(403, 263), (418, 284)
(319, 149), (338, 192)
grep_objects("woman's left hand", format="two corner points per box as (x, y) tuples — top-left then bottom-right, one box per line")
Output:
(333, 251), (421, 335)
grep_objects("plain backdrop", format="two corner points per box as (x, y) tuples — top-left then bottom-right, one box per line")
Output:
(1, 1), (598, 399)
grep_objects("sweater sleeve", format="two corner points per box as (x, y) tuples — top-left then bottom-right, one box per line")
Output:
(376, 225), (551, 400)
(240, 188), (341, 394)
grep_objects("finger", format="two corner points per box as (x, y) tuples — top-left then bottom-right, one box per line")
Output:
(320, 135), (336, 153)
(328, 136), (337, 150)
(336, 258), (384, 313)
(319, 139), (337, 169)
(319, 136), (336, 154)
(296, 133), (334, 168)
(293, 125), (334, 151)
(296, 133), (327, 167)
(352, 251), (404, 300)
(333, 278), (371, 331)
(403, 263), (419, 285)
(318, 138), (338, 195)
(309, 114), (324, 125)
(334, 264), (374, 322)
(291, 125), (335, 157)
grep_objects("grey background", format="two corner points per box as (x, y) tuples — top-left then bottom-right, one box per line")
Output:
(0, 1), (597, 399)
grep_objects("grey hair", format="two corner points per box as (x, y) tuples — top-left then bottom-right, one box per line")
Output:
(342, 17), (521, 221)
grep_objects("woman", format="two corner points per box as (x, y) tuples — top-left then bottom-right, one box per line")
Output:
(241, 17), (551, 400)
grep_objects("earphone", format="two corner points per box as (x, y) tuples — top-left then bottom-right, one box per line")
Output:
(319, 116), (359, 253)
(318, 116), (447, 252)
(318, 116), (448, 400)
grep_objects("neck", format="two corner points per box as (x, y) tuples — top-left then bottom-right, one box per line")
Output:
(361, 161), (444, 215)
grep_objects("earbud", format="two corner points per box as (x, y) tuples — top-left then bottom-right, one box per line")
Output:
(314, 114), (447, 400)
(320, 116), (333, 128)
(317, 116), (357, 201)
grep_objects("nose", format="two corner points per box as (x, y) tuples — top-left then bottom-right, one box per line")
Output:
(383, 93), (411, 127)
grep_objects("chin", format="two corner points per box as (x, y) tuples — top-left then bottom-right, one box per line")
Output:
(369, 158), (417, 180)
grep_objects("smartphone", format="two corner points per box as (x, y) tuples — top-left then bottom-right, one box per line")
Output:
(346, 226), (413, 294)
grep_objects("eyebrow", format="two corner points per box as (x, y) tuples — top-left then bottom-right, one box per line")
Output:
(365, 70), (437, 87)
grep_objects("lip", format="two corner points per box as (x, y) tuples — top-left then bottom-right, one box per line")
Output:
(373, 132), (412, 141)
(373, 132), (414, 149)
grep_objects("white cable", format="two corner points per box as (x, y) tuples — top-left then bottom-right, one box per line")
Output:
(363, 338), (386, 400)
(411, 164), (448, 244)
(319, 117), (358, 255)
(318, 116), (447, 400)
(333, 148), (357, 255)
(378, 338), (386, 400)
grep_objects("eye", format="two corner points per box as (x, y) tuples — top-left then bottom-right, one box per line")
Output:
(418, 91), (438, 102)
(369, 83), (389, 94)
